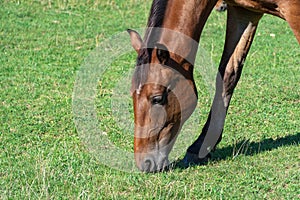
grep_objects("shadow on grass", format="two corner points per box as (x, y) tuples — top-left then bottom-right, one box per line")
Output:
(171, 132), (300, 170)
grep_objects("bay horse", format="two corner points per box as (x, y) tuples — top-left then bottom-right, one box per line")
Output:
(128, 0), (300, 172)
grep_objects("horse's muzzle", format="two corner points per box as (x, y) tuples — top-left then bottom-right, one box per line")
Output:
(138, 155), (170, 173)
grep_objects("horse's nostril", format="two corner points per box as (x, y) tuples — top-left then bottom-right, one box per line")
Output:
(144, 159), (151, 168)
(142, 157), (156, 172)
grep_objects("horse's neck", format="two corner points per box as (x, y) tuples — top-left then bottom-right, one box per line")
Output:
(162, 0), (216, 39)
(159, 0), (217, 64)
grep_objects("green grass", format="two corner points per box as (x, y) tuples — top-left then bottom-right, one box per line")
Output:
(1, 0), (299, 199)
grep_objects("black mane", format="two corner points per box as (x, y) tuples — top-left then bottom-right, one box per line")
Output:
(147, 0), (168, 29)
(132, 0), (169, 93)
(144, 0), (168, 43)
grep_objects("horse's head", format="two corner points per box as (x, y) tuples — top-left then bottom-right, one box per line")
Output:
(128, 29), (198, 172)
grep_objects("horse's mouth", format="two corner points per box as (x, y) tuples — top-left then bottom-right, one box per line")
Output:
(140, 156), (170, 173)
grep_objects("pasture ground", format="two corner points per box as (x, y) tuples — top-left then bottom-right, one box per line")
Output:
(1, 1), (299, 199)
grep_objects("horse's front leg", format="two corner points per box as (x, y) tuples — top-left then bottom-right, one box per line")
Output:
(183, 6), (263, 165)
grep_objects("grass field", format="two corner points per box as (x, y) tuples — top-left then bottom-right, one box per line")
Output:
(1, 0), (299, 199)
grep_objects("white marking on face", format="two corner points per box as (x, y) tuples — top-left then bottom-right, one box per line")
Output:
(136, 83), (142, 95)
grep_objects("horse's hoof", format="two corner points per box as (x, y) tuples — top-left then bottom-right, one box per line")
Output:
(181, 152), (211, 167)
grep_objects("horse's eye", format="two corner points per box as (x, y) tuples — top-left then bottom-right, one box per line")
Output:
(151, 95), (163, 105)
(151, 93), (167, 105)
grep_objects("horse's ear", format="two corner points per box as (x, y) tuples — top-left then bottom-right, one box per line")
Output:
(156, 43), (170, 65)
(127, 29), (143, 53)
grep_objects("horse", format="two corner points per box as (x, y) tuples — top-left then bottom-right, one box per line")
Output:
(128, 0), (300, 172)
